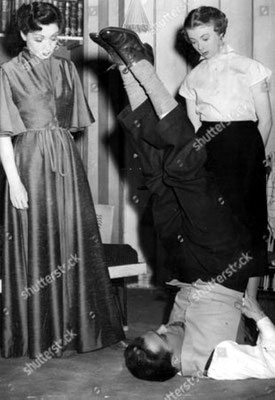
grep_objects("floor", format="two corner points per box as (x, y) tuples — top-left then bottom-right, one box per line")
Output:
(1, 288), (275, 400)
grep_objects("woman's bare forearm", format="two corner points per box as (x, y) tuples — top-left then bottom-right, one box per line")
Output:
(0, 136), (28, 209)
(0, 136), (21, 184)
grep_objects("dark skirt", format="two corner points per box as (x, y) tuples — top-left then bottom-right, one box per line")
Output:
(1, 128), (124, 358)
(197, 121), (268, 275)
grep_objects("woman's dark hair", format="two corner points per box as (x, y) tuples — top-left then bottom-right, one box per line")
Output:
(17, 1), (63, 34)
(124, 336), (178, 382)
(182, 6), (228, 42)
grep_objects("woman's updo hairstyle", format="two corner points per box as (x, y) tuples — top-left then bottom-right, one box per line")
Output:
(17, 1), (63, 34)
(182, 6), (228, 42)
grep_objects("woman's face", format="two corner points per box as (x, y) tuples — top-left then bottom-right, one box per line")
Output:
(186, 23), (224, 59)
(20, 23), (59, 60)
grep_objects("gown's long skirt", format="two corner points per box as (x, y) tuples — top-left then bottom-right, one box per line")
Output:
(197, 121), (268, 276)
(1, 127), (124, 358)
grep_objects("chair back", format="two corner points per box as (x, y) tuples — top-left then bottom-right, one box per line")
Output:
(94, 204), (115, 243)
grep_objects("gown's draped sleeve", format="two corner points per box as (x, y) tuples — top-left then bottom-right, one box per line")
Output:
(70, 62), (95, 131)
(0, 67), (26, 136)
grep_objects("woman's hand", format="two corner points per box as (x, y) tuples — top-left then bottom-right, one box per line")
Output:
(0, 137), (28, 209)
(252, 79), (273, 146)
(9, 179), (28, 210)
(186, 98), (202, 133)
(235, 294), (266, 322)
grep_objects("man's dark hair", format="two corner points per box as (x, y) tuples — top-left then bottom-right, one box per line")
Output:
(182, 6), (228, 42)
(17, 1), (63, 34)
(124, 336), (178, 381)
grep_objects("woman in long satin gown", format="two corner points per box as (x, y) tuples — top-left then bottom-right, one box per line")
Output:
(0, 2), (124, 358)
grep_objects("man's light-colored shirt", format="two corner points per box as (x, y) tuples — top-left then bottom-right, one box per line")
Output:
(179, 45), (272, 122)
(207, 317), (275, 379)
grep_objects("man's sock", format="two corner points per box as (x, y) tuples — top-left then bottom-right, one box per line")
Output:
(118, 65), (147, 111)
(130, 60), (178, 119)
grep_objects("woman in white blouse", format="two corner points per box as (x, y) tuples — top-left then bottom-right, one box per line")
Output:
(180, 6), (273, 298)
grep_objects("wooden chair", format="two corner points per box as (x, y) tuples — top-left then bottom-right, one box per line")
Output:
(95, 204), (147, 330)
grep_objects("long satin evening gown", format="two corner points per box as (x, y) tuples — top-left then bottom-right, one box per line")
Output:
(0, 48), (124, 358)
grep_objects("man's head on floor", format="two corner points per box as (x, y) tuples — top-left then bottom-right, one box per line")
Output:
(124, 322), (185, 381)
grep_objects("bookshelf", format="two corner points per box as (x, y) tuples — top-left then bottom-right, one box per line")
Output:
(257, 252), (275, 324)
(258, 252), (275, 292)
(0, 1), (84, 38)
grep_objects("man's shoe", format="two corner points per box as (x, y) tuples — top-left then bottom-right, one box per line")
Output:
(99, 27), (154, 68)
(89, 32), (124, 66)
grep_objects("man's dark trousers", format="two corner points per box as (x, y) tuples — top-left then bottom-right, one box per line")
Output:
(118, 100), (257, 292)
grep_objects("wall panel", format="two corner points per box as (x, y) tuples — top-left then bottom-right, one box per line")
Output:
(253, 0), (275, 154)
(138, 0), (155, 50)
(188, 0), (220, 12)
(122, 0), (156, 258)
(108, 0), (123, 242)
(155, 0), (188, 95)
(98, 0), (110, 205)
(221, 0), (253, 56)
(82, 0), (123, 241)
(83, 0), (100, 202)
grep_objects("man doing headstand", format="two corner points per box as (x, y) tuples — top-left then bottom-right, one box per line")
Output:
(90, 28), (267, 381)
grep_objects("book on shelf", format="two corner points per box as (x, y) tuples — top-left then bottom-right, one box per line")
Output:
(0, 0), (84, 38)
(70, 0), (78, 37)
(0, 0), (11, 34)
(259, 267), (275, 292)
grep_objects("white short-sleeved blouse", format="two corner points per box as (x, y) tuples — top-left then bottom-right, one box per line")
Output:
(179, 44), (272, 122)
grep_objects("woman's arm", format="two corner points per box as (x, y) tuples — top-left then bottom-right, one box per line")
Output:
(0, 136), (28, 209)
(185, 99), (202, 133)
(245, 276), (260, 299)
(251, 79), (273, 147)
(239, 294), (266, 322)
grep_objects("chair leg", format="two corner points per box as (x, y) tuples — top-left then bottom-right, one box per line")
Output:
(122, 279), (128, 331)
(112, 279), (128, 330)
